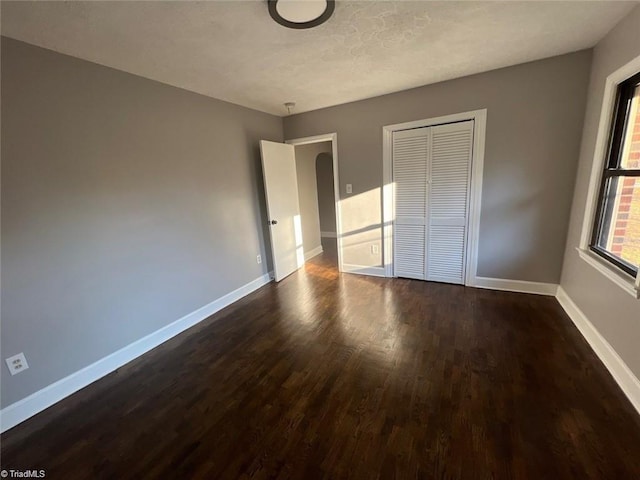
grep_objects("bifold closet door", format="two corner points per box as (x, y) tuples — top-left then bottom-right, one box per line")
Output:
(392, 120), (473, 284)
(426, 120), (473, 284)
(392, 128), (429, 280)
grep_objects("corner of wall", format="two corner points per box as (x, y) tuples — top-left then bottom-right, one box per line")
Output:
(556, 286), (640, 415)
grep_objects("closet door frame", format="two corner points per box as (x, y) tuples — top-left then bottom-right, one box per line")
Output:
(382, 109), (487, 286)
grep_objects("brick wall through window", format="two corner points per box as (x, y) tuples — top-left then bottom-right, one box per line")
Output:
(608, 91), (640, 268)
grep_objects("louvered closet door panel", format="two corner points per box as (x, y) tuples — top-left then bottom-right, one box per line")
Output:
(393, 128), (429, 280)
(395, 224), (426, 279)
(426, 120), (473, 285)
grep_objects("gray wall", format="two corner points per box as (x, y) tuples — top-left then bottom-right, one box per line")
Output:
(0, 38), (283, 408)
(316, 153), (336, 235)
(284, 51), (592, 282)
(294, 142), (331, 256)
(560, 7), (640, 378)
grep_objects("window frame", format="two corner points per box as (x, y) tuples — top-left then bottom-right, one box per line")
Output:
(578, 55), (640, 299)
(589, 70), (640, 278)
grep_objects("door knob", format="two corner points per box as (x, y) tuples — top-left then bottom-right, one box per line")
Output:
(270, 220), (278, 225)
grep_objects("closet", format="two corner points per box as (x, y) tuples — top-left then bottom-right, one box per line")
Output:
(392, 120), (473, 285)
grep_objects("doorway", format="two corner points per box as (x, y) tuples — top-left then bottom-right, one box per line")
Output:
(259, 133), (342, 282)
(315, 151), (338, 262)
(290, 141), (333, 265)
(287, 133), (341, 270)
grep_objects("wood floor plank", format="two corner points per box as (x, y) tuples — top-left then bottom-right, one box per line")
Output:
(2, 244), (640, 479)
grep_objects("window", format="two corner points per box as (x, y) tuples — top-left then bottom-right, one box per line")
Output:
(591, 71), (640, 278)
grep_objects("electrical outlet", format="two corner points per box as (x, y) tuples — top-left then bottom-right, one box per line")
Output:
(371, 244), (380, 255)
(257, 254), (262, 264)
(346, 183), (352, 194)
(6, 352), (29, 376)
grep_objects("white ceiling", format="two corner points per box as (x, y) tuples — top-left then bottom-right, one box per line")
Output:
(1, 1), (637, 116)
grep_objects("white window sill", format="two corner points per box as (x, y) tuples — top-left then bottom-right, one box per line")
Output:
(576, 247), (639, 299)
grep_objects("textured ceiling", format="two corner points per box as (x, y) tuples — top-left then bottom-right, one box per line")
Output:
(1, 1), (637, 116)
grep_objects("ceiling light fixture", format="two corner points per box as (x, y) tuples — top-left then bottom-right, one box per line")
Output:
(268, 0), (335, 30)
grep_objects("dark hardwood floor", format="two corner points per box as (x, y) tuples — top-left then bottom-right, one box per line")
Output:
(2, 244), (640, 479)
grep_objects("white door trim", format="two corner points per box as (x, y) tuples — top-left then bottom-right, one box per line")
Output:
(285, 133), (343, 272)
(382, 109), (487, 286)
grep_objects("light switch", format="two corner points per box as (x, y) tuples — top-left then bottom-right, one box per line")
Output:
(346, 184), (352, 194)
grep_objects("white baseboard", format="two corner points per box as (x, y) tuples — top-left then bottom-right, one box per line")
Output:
(321, 231), (337, 238)
(556, 286), (640, 415)
(0, 272), (273, 433)
(472, 276), (558, 296)
(342, 263), (386, 277)
(304, 245), (323, 261)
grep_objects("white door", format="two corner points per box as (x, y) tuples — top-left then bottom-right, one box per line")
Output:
(393, 128), (429, 280)
(260, 140), (304, 282)
(392, 120), (473, 285)
(426, 121), (473, 284)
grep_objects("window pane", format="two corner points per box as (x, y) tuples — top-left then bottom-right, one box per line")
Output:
(596, 175), (640, 270)
(620, 85), (640, 169)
